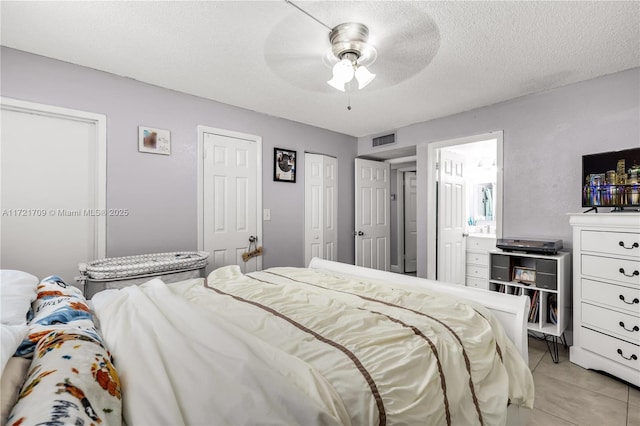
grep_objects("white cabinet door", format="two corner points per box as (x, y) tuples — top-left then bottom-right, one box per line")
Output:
(355, 158), (390, 271)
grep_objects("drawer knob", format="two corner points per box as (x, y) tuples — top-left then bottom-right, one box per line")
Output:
(616, 348), (638, 361)
(619, 321), (640, 332)
(619, 295), (640, 305)
(619, 241), (640, 250)
(619, 268), (640, 278)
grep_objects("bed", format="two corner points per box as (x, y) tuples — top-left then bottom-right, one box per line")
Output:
(2, 259), (534, 425)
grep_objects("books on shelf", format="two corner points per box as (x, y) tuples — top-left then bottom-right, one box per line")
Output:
(491, 284), (558, 327)
(528, 290), (540, 323)
(548, 294), (558, 325)
(525, 291), (557, 325)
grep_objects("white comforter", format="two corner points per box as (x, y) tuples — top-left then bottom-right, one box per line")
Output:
(92, 279), (350, 426)
(94, 266), (534, 426)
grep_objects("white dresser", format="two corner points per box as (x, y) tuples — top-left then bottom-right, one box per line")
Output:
(465, 235), (496, 290)
(569, 213), (640, 386)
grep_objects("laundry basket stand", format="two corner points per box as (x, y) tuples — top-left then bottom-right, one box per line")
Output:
(77, 251), (209, 299)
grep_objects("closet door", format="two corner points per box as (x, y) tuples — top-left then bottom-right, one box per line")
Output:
(322, 156), (338, 261)
(304, 153), (337, 266)
(1, 99), (106, 284)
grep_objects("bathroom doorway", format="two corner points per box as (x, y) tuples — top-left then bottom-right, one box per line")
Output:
(425, 132), (503, 282)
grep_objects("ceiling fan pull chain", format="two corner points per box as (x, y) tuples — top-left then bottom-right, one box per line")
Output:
(283, 0), (332, 30)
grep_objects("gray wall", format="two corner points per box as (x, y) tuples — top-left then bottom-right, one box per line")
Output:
(1, 47), (357, 268)
(359, 68), (640, 277)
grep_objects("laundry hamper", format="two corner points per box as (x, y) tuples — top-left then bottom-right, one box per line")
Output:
(77, 251), (209, 299)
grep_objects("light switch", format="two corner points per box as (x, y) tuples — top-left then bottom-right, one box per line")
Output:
(263, 209), (271, 221)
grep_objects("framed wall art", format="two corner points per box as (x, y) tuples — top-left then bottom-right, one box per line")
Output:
(138, 126), (171, 155)
(274, 148), (296, 183)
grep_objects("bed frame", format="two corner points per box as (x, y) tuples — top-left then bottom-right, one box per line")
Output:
(308, 258), (530, 364)
(309, 258), (532, 425)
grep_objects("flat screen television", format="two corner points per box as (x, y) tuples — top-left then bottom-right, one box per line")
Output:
(582, 147), (640, 209)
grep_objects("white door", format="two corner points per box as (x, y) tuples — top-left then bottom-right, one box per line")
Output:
(202, 130), (260, 274)
(437, 150), (466, 284)
(404, 171), (417, 273)
(304, 153), (337, 266)
(1, 100), (106, 284)
(355, 158), (390, 271)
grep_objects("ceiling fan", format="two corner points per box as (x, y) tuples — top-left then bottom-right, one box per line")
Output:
(285, 0), (379, 92)
(265, 1), (440, 96)
(325, 22), (377, 92)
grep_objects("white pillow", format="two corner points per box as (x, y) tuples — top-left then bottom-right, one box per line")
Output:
(0, 270), (38, 325)
(0, 324), (28, 375)
(0, 357), (30, 426)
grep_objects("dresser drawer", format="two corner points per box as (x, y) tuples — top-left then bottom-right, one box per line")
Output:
(582, 279), (640, 316)
(466, 276), (488, 290)
(582, 230), (640, 259)
(582, 254), (640, 287)
(581, 327), (640, 371)
(466, 264), (488, 279)
(466, 252), (489, 266)
(467, 237), (496, 251)
(582, 303), (640, 344)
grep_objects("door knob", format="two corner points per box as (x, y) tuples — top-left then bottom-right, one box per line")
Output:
(353, 231), (364, 236)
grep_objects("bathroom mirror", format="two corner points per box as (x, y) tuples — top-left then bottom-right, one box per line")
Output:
(474, 183), (494, 220)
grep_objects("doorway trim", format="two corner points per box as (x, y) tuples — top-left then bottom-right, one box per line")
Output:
(425, 130), (503, 280)
(196, 125), (263, 258)
(1, 96), (107, 259)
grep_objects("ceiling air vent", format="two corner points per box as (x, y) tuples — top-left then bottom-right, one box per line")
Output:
(372, 133), (396, 148)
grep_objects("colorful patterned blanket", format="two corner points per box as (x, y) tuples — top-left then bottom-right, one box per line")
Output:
(6, 277), (121, 426)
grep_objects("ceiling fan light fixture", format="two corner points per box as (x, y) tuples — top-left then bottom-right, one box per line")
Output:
(327, 58), (355, 91)
(327, 76), (346, 92)
(326, 22), (377, 92)
(332, 58), (355, 82)
(355, 65), (375, 89)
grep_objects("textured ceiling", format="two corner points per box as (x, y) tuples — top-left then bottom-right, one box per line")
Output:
(1, 1), (639, 137)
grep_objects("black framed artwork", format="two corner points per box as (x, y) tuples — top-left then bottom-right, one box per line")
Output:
(274, 148), (296, 183)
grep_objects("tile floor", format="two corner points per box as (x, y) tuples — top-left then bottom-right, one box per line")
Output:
(526, 336), (639, 426)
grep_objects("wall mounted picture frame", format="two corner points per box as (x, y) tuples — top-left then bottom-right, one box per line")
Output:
(274, 148), (296, 183)
(513, 266), (536, 285)
(138, 126), (171, 155)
